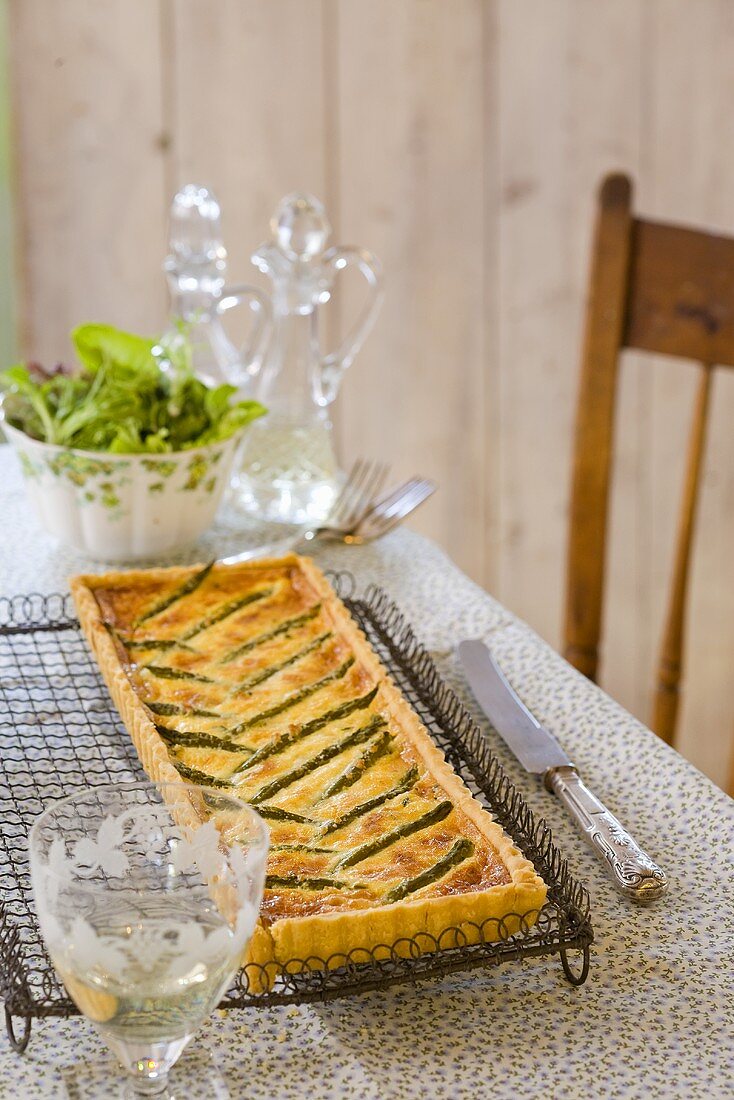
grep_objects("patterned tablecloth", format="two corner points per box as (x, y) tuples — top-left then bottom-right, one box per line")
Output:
(1, 445), (732, 1100)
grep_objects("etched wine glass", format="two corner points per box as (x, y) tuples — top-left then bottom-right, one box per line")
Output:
(29, 781), (269, 1098)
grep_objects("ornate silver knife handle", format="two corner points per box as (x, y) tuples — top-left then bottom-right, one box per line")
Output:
(544, 765), (668, 903)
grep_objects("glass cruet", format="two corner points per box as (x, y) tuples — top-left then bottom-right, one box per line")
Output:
(232, 192), (382, 526)
(156, 183), (270, 391)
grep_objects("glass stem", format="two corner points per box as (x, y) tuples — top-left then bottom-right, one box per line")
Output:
(109, 1034), (189, 1097)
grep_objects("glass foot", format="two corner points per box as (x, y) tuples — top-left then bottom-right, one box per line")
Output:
(60, 1043), (231, 1099)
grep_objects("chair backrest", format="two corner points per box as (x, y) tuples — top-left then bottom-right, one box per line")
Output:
(564, 172), (734, 746)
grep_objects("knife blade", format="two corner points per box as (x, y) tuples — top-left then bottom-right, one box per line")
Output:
(457, 639), (668, 904)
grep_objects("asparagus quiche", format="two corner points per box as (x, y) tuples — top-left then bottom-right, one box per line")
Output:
(71, 555), (546, 976)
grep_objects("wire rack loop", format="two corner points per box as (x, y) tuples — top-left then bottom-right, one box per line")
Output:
(4, 1006), (31, 1054)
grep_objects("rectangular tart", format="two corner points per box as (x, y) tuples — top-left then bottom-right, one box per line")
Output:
(70, 555), (546, 977)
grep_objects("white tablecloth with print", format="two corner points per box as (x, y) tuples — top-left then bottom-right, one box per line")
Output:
(1, 445), (732, 1100)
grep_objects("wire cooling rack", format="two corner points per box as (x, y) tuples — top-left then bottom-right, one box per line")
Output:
(0, 577), (593, 1053)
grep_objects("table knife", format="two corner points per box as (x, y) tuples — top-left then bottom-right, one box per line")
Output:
(457, 639), (668, 904)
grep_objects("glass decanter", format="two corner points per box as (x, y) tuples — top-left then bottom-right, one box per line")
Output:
(157, 184), (270, 391)
(232, 193), (382, 526)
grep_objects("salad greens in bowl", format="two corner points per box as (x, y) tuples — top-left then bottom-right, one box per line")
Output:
(0, 323), (266, 561)
(1, 322), (264, 453)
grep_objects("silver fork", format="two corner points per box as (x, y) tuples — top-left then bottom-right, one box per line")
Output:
(339, 476), (437, 544)
(306, 458), (390, 541)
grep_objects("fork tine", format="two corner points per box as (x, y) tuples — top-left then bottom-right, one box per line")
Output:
(369, 484), (435, 537)
(384, 479), (435, 520)
(352, 461), (389, 524)
(337, 458), (370, 527)
(330, 458), (370, 527)
(366, 477), (426, 521)
(358, 476), (421, 523)
(337, 458), (365, 525)
(327, 458), (390, 528)
(357, 478), (436, 538)
(341, 459), (389, 528)
(327, 458), (361, 526)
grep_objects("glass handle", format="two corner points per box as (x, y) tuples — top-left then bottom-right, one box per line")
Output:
(217, 283), (272, 381)
(317, 246), (383, 405)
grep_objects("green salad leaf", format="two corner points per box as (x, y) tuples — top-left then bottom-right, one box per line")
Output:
(0, 323), (266, 453)
(72, 324), (157, 374)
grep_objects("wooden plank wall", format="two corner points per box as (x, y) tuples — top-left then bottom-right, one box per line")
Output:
(7, 0), (734, 789)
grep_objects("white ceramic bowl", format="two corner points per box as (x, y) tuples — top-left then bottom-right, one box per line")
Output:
(4, 421), (245, 561)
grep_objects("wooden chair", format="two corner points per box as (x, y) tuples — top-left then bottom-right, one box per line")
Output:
(564, 172), (734, 781)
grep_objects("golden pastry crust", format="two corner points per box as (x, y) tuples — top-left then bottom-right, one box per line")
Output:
(70, 555), (546, 982)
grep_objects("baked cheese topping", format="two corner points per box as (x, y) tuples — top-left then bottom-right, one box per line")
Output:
(92, 560), (511, 925)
